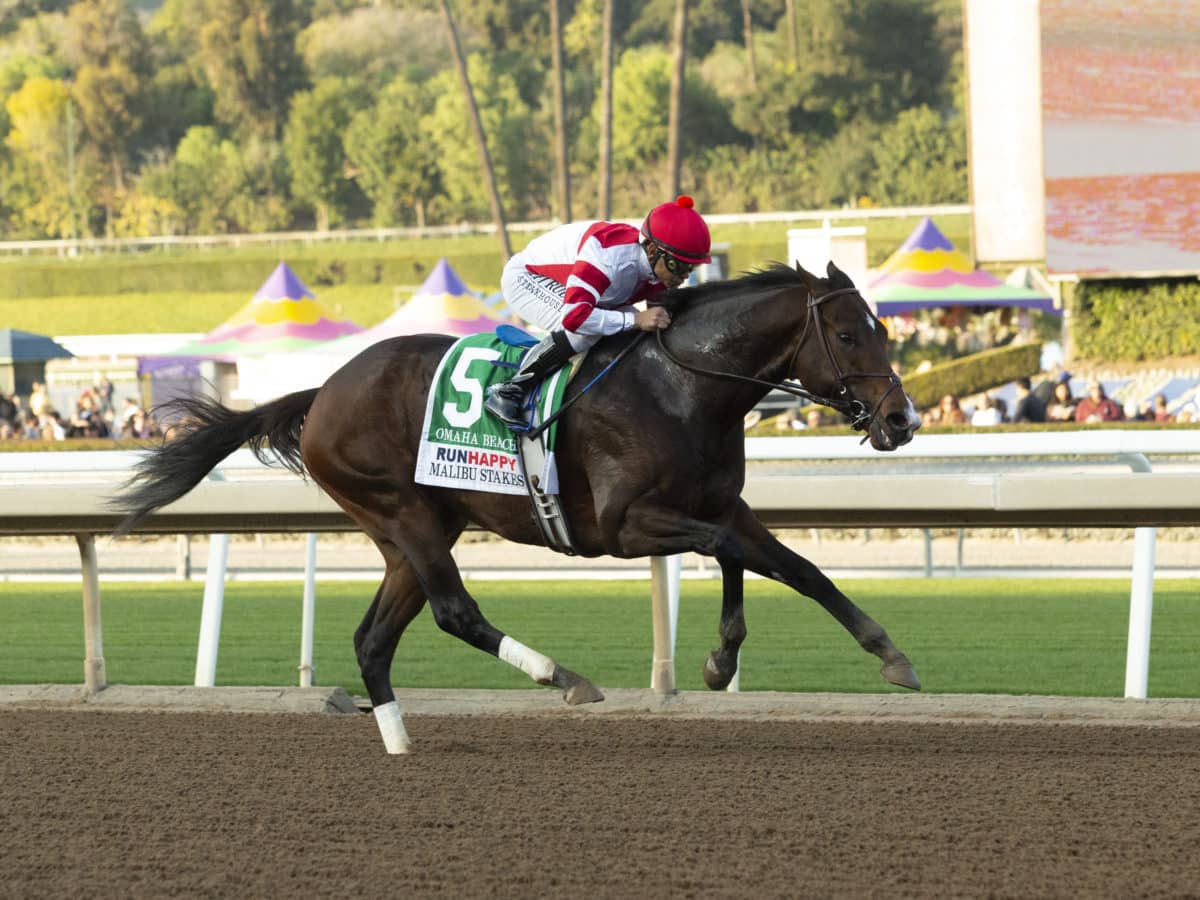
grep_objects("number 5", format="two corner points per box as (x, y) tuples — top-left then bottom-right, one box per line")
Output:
(443, 347), (500, 428)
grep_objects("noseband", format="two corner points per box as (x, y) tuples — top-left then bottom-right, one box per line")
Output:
(656, 284), (903, 434)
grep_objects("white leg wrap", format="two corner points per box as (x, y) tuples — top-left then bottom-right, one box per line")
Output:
(373, 701), (412, 754)
(498, 636), (556, 684)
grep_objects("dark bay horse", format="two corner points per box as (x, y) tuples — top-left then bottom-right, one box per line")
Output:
(114, 261), (922, 753)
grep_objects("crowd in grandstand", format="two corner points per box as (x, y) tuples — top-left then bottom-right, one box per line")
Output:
(0, 379), (163, 442)
(771, 371), (1186, 432)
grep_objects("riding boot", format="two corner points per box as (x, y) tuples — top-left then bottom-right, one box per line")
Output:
(484, 331), (575, 427)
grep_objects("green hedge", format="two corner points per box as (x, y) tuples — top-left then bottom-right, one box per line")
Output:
(901, 342), (1043, 410)
(0, 215), (970, 302)
(0, 248), (509, 300)
(1072, 278), (1200, 362)
(2, 242), (788, 301)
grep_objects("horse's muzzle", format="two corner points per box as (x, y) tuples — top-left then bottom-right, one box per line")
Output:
(868, 406), (920, 451)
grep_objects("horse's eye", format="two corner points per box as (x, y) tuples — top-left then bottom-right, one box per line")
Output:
(837, 331), (855, 345)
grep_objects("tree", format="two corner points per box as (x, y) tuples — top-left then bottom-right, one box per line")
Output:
(437, 0), (511, 258)
(422, 52), (546, 225)
(667, 0), (686, 197)
(0, 0), (71, 37)
(284, 77), (367, 230)
(4, 75), (102, 237)
(548, 0), (570, 222)
(146, 125), (288, 234)
(623, 0), (782, 59)
(197, 0), (310, 141)
(868, 105), (967, 206)
(798, 0), (948, 132)
(61, 0), (151, 227)
(740, 0), (757, 91)
(297, 5), (446, 86)
(596, 0), (613, 218)
(344, 78), (441, 228)
(606, 47), (736, 175)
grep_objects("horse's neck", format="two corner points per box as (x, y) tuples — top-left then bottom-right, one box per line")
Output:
(656, 287), (803, 416)
(671, 288), (801, 382)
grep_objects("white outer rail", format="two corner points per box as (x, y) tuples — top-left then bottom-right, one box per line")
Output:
(3, 429), (1199, 700)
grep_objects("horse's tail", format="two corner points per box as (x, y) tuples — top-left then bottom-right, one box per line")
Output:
(111, 388), (320, 535)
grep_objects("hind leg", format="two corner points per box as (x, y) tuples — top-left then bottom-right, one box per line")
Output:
(342, 488), (601, 753)
(419, 559), (604, 706)
(354, 557), (430, 754)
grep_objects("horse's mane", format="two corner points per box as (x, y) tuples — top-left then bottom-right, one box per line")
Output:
(659, 262), (854, 316)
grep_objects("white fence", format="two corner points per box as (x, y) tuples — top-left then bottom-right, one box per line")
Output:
(0, 205), (970, 257)
(2, 428), (1198, 701)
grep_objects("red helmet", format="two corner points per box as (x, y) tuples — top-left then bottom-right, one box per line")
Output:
(641, 195), (712, 264)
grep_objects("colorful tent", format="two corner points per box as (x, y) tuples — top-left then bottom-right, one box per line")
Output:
(163, 262), (363, 360)
(232, 258), (506, 402)
(866, 217), (1056, 316)
(355, 257), (507, 344)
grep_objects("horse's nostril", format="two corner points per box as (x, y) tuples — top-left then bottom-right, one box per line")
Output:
(885, 411), (912, 432)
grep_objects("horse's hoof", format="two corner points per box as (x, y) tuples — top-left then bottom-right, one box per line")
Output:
(565, 681), (605, 705)
(881, 661), (922, 691)
(553, 665), (605, 705)
(702, 651), (736, 691)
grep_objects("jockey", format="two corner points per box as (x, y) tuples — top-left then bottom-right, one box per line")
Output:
(484, 195), (712, 427)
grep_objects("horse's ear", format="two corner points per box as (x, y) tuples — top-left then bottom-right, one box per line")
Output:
(826, 260), (855, 289)
(794, 262), (821, 293)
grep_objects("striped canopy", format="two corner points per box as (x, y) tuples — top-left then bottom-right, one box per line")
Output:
(356, 257), (506, 341)
(165, 262), (363, 360)
(866, 218), (1056, 316)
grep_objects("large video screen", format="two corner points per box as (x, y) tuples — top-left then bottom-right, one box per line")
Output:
(1042, 0), (1200, 276)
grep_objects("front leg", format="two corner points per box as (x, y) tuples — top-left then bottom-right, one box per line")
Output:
(618, 498), (920, 691)
(703, 557), (745, 691)
(724, 500), (920, 690)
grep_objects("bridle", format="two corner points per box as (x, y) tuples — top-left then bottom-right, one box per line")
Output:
(655, 285), (904, 433)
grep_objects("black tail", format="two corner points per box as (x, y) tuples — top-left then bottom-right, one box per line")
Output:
(111, 388), (320, 534)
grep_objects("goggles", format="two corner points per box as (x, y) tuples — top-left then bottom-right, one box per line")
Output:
(660, 252), (694, 278)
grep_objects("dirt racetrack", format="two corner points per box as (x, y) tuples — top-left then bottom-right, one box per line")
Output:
(3, 693), (1200, 899)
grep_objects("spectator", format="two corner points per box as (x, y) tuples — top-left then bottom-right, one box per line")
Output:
(1010, 377), (1046, 424)
(1074, 380), (1124, 423)
(1045, 381), (1077, 422)
(774, 404), (826, 430)
(20, 413), (40, 439)
(28, 381), (48, 418)
(970, 393), (1004, 426)
(936, 393), (967, 425)
(0, 421), (13, 440)
(1151, 393), (1173, 423)
(120, 397), (140, 430)
(38, 410), (66, 441)
(0, 391), (15, 426)
(126, 409), (162, 439)
(93, 372), (114, 415)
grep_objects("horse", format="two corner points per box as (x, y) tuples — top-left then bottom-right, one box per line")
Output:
(113, 261), (922, 753)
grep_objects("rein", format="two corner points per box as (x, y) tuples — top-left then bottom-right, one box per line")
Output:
(655, 285), (902, 434)
(523, 331), (648, 441)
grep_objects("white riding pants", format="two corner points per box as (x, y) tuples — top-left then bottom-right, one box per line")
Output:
(501, 257), (602, 354)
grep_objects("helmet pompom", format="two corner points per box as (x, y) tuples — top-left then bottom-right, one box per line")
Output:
(676, 195), (694, 209)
